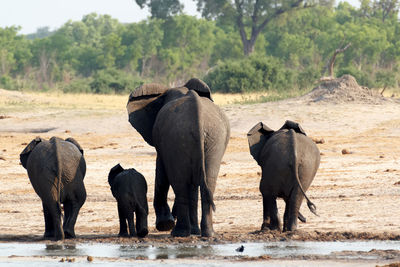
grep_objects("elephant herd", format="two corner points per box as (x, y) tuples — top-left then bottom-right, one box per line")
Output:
(19, 78), (320, 241)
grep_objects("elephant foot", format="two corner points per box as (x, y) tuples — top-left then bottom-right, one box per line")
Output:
(118, 231), (129, 237)
(64, 230), (76, 239)
(156, 214), (175, 231)
(171, 226), (191, 237)
(283, 224), (297, 232)
(191, 226), (201, 235)
(201, 227), (214, 237)
(43, 231), (54, 240)
(261, 222), (281, 232)
(137, 228), (149, 238)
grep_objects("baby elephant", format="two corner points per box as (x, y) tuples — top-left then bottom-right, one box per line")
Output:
(20, 136), (86, 241)
(108, 164), (149, 238)
(247, 120), (320, 232)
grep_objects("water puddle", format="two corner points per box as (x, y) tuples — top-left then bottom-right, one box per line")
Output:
(0, 240), (399, 266)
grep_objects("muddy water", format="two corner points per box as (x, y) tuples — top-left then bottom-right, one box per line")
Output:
(0, 240), (400, 266)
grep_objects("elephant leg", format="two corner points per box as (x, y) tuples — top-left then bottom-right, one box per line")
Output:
(261, 194), (281, 231)
(189, 185), (200, 235)
(200, 152), (222, 237)
(127, 209), (135, 237)
(45, 200), (64, 241)
(62, 200), (73, 238)
(154, 156), (174, 231)
(42, 203), (54, 239)
(135, 205), (149, 238)
(283, 187), (303, 232)
(171, 184), (191, 237)
(63, 201), (83, 238)
(200, 186), (214, 237)
(63, 187), (85, 239)
(117, 202), (129, 237)
(171, 200), (177, 219)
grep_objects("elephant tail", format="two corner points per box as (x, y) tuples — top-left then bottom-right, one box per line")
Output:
(290, 129), (318, 216)
(51, 137), (63, 217)
(190, 90), (216, 212)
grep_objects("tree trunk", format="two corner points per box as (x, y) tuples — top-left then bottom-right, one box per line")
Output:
(321, 43), (351, 78)
(243, 39), (255, 56)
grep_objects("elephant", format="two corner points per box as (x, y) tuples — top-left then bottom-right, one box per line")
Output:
(20, 136), (86, 240)
(127, 78), (230, 237)
(108, 164), (149, 238)
(247, 120), (320, 232)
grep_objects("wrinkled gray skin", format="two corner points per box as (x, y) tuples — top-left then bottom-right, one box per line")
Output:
(108, 164), (149, 238)
(127, 78), (230, 237)
(20, 137), (86, 241)
(247, 121), (320, 232)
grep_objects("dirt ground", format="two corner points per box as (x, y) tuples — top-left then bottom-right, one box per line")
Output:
(1, 85), (400, 249)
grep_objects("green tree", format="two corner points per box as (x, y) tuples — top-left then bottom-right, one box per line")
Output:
(134, 0), (183, 18)
(195, 0), (329, 56)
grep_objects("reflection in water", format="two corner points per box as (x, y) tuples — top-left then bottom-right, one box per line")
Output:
(118, 244), (216, 259)
(0, 240), (399, 263)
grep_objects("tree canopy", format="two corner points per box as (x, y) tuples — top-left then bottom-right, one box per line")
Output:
(0, 2), (399, 94)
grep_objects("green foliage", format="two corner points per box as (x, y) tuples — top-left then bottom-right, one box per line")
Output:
(89, 68), (145, 94)
(0, 75), (19, 90)
(62, 78), (92, 93)
(1, 6), (400, 96)
(134, 0), (183, 19)
(204, 56), (290, 93)
(336, 66), (374, 87)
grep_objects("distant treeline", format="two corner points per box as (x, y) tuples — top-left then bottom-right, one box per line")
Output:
(1, 3), (399, 94)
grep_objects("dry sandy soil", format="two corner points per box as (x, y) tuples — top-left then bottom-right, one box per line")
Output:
(1, 80), (400, 264)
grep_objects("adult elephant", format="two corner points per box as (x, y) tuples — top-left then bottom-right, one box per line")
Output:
(247, 120), (320, 232)
(127, 78), (230, 237)
(20, 136), (86, 240)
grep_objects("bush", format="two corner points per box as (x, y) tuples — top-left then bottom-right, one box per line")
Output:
(89, 68), (145, 94)
(297, 66), (320, 89)
(204, 56), (290, 93)
(62, 78), (92, 93)
(337, 66), (374, 88)
(0, 75), (19, 90)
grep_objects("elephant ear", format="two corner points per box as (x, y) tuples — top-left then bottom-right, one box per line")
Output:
(20, 137), (43, 169)
(108, 163), (124, 186)
(279, 120), (307, 136)
(184, 78), (213, 101)
(127, 83), (169, 146)
(247, 122), (275, 165)
(65, 137), (84, 155)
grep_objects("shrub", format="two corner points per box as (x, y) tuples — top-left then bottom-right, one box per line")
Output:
(0, 75), (19, 90)
(89, 68), (145, 94)
(204, 56), (290, 93)
(337, 66), (374, 88)
(62, 78), (92, 93)
(297, 66), (320, 89)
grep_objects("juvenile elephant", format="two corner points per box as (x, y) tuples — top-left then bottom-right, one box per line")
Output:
(127, 78), (230, 237)
(20, 136), (86, 240)
(108, 164), (149, 238)
(247, 120), (320, 232)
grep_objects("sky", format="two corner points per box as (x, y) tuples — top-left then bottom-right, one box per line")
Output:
(0, 0), (199, 34)
(0, 0), (359, 35)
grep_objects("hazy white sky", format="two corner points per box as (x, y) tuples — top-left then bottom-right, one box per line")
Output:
(0, 0), (358, 35)
(0, 0), (198, 34)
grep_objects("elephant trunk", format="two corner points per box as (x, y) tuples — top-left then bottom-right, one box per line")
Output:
(290, 129), (318, 216)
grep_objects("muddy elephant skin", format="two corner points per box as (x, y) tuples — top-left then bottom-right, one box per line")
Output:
(20, 137), (86, 241)
(127, 78), (230, 237)
(108, 164), (149, 238)
(247, 120), (320, 232)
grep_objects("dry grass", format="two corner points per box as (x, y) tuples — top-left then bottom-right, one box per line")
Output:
(0, 89), (127, 112)
(0, 88), (307, 114)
